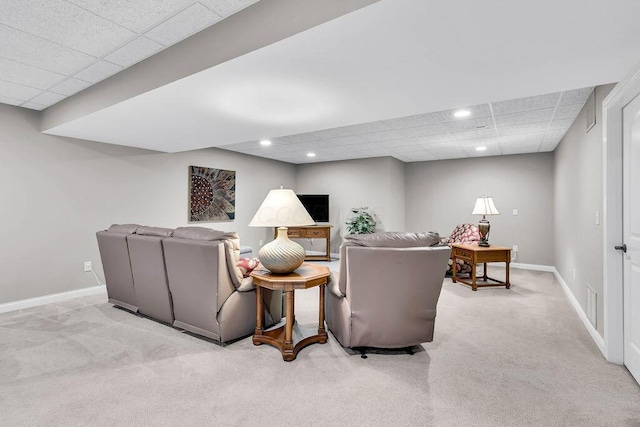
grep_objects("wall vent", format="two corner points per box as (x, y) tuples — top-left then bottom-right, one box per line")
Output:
(586, 284), (597, 328)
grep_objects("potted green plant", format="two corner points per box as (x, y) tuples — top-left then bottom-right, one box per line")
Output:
(346, 207), (376, 234)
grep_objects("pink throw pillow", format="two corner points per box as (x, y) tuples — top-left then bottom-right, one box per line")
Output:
(237, 258), (260, 278)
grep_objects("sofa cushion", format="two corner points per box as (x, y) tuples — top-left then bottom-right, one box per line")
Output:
(107, 224), (141, 234)
(135, 226), (174, 237)
(172, 226), (238, 241)
(237, 257), (260, 278)
(343, 231), (441, 248)
(171, 227), (245, 288)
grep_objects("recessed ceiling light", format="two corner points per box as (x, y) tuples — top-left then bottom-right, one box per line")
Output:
(260, 139), (272, 146)
(476, 146), (487, 151)
(307, 152), (316, 157)
(454, 109), (471, 118)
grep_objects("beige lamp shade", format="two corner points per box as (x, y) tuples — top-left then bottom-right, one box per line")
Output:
(471, 196), (500, 216)
(249, 189), (315, 227)
(249, 188), (314, 274)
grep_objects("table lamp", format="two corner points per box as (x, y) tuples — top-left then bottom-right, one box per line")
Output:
(249, 188), (315, 274)
(472, 195), (500, 247)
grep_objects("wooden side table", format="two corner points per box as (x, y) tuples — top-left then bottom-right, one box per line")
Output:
(276, 225), (332, 261)
(451, 243), (511, 291)
(251, 263), (330, 361)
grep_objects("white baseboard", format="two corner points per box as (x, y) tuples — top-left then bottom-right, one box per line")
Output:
(511, 263), (555, 272)
(553, 268), (605, 355)
(0, 285), (106, 314)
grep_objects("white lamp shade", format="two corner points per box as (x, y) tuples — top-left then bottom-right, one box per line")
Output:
(472, 196), (500, 215)
(249, 188), (314, 227)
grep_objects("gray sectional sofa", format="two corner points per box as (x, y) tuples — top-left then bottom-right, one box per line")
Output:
(96, 224), (281, 343)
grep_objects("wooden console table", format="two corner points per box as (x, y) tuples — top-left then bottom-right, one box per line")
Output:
(251, 263), (330, 361)
(275, 225), (332, 261)
(451, 243), (511, 291)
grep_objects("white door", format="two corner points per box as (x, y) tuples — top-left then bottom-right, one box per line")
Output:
(622, 93), (640, 383)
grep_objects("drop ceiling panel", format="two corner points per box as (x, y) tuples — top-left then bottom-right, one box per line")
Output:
(398, 124), (449, 138)
(29, 92), (67, 107)
(444, 117), (494, 133)
(145, 4), (222, 47)
(309, 127), (355, 139)
(412, 134), (453, 145)
(103, 37), (164, 68)
(383, 113), (443, 129)
(499, 122), (549, 136)
(0, 24), (95, 75)
(501, 142), (542, 155)
(0, 95), (22, 106)
(21, 101), (47, 110)
(448, 128), (497, 141)
(492, 93), (560, 115)
(548, 118), (574, 130)
(74, 61), (123, 84)
(494, 108), (555, 126)
(0, 57), (65, 90)
(361, 129), (408, 142)
(500, 132), (545, 145)
(50, 78), (92, 97)
(554, 104), (584, 120)
(343, 121), (393, 134)
(0, 80), (42, 101)
(320, 135), (368, 146)
(200, 0), (260, 18)
(279, 133), (321, 144)
(0, 0), (136, 56)
(376, 138), (420, 148)
(559, 87), (594, 106)
(65, 0), (193, 33)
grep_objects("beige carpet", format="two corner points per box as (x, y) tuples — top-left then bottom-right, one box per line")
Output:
(1, 268), (639, 426)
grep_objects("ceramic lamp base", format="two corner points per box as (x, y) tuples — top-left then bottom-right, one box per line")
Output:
(258, 227), (306, 274)
(478, 218), (491, 247)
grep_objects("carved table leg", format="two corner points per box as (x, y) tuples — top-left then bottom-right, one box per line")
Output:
(283, 289), (295, 361)
(253, 286), (263, 345)
(471, 262), (477, 291)
(452, 255), (457, 283)
(318, 284), (327, 341)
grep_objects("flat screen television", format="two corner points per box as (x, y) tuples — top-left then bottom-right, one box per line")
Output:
(297, 194), (329, 223)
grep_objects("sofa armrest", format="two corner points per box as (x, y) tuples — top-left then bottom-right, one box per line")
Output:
(236, 276), (255, 292)
(328, 271), (345, 298)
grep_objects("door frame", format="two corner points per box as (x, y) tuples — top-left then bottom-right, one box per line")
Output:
(602, 61), (640, 364)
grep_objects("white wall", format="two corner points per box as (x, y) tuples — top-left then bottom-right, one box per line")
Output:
(0, 104), (295, 304)
(295, 157), (406, 252)
(554, 84), (615, 337)
(405, 153), (555, 266)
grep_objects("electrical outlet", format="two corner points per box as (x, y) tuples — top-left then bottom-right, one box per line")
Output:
(512, 245), (518, 252)
(595, 210), (600, 225)
(513, 209), (518, 216)
(83, 261), (92, 272)
(259, 240), (264, 246)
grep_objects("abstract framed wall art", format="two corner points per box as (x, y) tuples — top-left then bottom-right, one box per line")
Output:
(189, 165), (236, 222)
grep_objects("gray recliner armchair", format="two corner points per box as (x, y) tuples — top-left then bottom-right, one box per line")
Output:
(325, 232), (451, 349)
